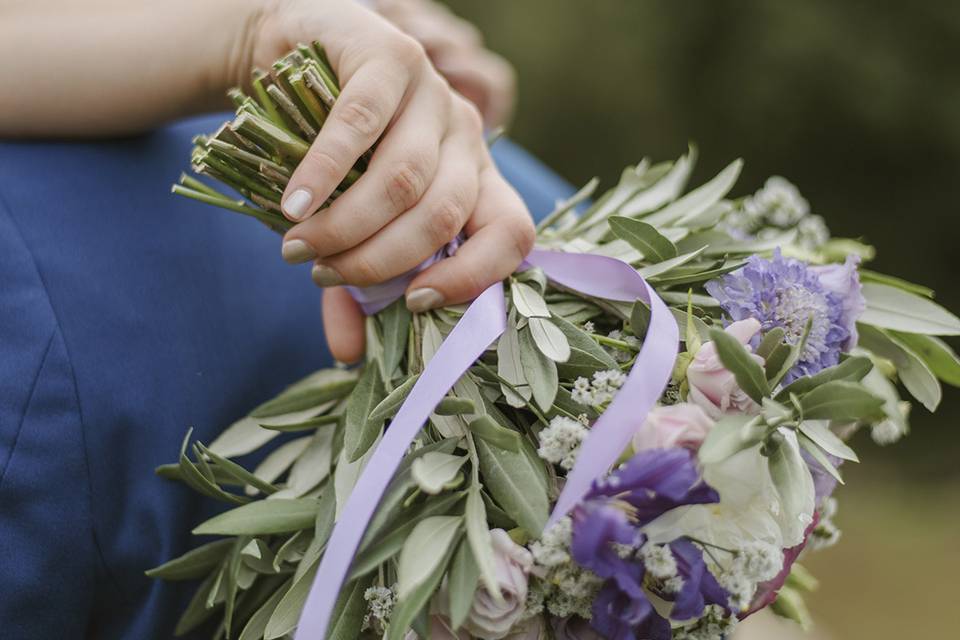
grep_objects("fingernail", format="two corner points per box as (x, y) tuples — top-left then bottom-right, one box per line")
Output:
(406, 287), (444, 313)
(283, 188), (313, 221)
(312, 263), (345, 287)
(281, 239), (316, 264)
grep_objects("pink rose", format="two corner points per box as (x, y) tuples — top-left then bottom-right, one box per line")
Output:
(503, 616), (547, 639)
(404, 616), (470, 640)
(687, 318), (764, 419)
(632, 402), (715, 452)
(435, 529), (532, 639)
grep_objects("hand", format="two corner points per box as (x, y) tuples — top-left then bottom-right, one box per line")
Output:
(372, 0), (516, 129)
(248, 0), (534, 363)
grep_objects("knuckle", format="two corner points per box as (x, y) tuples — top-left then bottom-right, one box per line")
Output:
(456, 98), (484, 136)
(302, 148), (342, 183)
(335, 94), (383, 139)
(391, 33), (427, 67)
(349, 252), (386, 285)
(385, 160), (426, 211)
(428, 198), (465, 245)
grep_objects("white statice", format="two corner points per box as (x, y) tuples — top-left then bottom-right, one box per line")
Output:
(674, 604), (738, 640)
(528, 517), (601, 621)
(570, 369), (627, 409)
(583, 321), (596, 334)
(714, 540), (783, 611)
(797, 214), (830, 250)
(642, 432), (814, 552)
(537, 417), (588, 470)
(744, 176), (810, 228)
(362, 585), (396, 632)
(808, 497), (842, 551)
(639, 542), (678, 580)
(871, 418), (904, 445)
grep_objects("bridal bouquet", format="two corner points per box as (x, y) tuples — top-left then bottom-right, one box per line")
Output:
(151, 43), (960, 640)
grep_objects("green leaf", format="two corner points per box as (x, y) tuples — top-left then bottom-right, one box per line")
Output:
(146, 539), (234, 581)
(350, 492), (465, 580)
(620, 146), (697, 217)
(857, 324), (941, 411)
(859, 269), (935, 298)
(860, 283), (960, 335)
(343, 363), (388, 462)
(798, 420), (859, 462)
(296, 487), (337, 582)
(468, 415), (521, 452)
(608, 216), (678, 262)
(519, 326), (560, 411)
(434, 396), (476, 415)
(630, 300), (651, 338)
(552, 315), (618, 378)
(387, 538), (458, 640)
(890, 332), (960, 387)
(776, 356), (874, 400)
(643, 158), (742, 227)
(258, 413), (341, 432)
(367, 373), (420, 427)
(250, 369), (357, 418)
(174, 572), (220, 636)
(512, 281), (551, 318)
(799, 381), (885, 422)
(327, 576), (375, 640)
(756, 328), (786, 360)
(637, 246), (709, 279)
(448, 539), (481, 630)
(476, 438), (549, 536)
(397, 516), (463, 600)
(769, 317), (814, 389)
(464, 486), (500, 608)
(380, 298), (412, 380)
(238, 578), (292, 640)
(249, 437), (311, 491)
(709, 327), (770, 403)
(411, 452), (468, 495)
(698, 414), (765, 465)
(286, 427), (334, 496)
(797, 433), (844, 485)
(193, 499), (317, 536)
(195, 443), (278, 496)
(766, 432), (816, 551)
(529, 317), (572, 362)
(497, 316), (532, 407)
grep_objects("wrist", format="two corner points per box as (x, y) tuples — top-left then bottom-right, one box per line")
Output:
(203, 0), (275, 105)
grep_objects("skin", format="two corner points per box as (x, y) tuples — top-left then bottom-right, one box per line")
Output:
(0, 0), (533, 363)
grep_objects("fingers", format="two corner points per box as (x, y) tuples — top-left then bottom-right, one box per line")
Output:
(322, 287), (366, 364)
(281, 77), (448, 259)
(312, 129), (481, 287)
(404, 162), (534, 311)
(280, 57), (416, 222)
(434, 49), (516, 128)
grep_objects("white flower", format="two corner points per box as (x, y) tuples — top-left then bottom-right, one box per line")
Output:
(363, 585), (396, 632)
(530, 518), (572, 567)
(642, 434), (813, 551)
(734, 541), (783, 583)
(674, 604), (738, 640)
(570, 369), (627, 409)
(744, 176), (810, 228)
(537, 417), (588, 470)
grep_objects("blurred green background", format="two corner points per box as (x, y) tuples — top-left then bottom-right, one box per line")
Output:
(444, 0), (960, 637)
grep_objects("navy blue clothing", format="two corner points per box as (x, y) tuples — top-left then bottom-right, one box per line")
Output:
(0, 114), (572, 639)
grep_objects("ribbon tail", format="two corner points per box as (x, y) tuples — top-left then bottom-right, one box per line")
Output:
(293, 283), (506, 640)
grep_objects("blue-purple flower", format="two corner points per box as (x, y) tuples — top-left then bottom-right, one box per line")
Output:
(570, 448), (729, 639)
(705, 249), (862, 383)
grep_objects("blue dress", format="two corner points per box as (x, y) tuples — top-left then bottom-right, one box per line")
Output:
(0, 114), (573, 639)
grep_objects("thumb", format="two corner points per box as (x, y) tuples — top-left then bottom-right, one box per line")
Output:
(322, 287), (366, 364)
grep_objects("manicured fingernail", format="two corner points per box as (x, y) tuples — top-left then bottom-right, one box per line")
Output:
(281, 239), (316, 264)
(311, 263), (344, 287)
(282, 188), (313, 221)
(406, 288), (444, 313)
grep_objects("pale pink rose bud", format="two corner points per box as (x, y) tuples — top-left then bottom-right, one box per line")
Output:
(687, 318), (765, 420)
(503, 615), (547, 639)
(632, 402), (715, 452)
(460, 529), (533, 639)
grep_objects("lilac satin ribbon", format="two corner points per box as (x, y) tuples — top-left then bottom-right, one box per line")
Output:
(294, 249), (678, 639)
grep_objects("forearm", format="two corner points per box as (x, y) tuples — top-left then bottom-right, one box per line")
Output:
(0, 0), (265, 137)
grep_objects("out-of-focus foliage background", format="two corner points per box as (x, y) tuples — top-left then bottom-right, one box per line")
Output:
(445, 0), (960, 637)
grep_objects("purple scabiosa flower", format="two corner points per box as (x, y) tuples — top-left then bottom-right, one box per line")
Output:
(811, 255), (866, 350)
(570, 449), (727, 639)
(705, 249), (850, 383)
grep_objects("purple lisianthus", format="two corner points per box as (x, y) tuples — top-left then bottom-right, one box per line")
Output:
(811, 255), (866, 350)
(570, 448), (728, 639)
(705, 249), (861, 383)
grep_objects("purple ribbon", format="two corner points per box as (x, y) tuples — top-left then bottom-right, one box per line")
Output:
(293, 249), (678, 639)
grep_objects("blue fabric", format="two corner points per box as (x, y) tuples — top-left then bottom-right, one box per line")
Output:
(0, 114), (572, 639)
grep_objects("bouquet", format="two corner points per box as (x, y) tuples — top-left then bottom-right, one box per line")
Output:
(151, 43), (960, 640)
